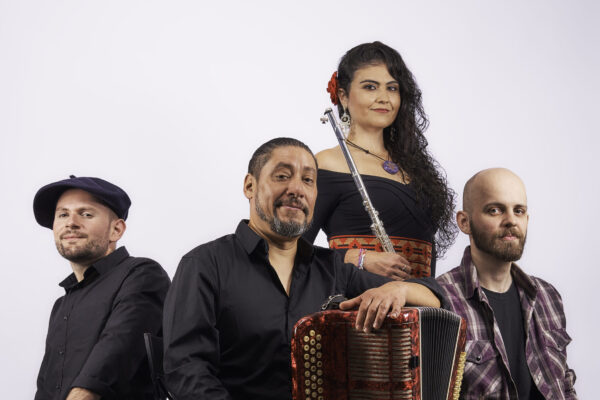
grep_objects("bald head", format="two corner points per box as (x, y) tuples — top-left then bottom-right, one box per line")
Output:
(462, 168), (527, 213)
(458, 168), (529, 263)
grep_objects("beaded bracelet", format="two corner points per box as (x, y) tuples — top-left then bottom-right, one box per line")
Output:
(357, 248), (366, 270)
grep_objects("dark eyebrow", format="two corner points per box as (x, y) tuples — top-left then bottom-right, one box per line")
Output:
(359, 79), (399, 85)
(482, 202), (527, 210)
(482, 202), (505, 209)
(54, 206), (98, 213)
(273, 162), (294, 171)
(272, 162), (316, 175)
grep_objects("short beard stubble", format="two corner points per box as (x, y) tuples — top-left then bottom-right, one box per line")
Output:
(55, 236), (110, 265)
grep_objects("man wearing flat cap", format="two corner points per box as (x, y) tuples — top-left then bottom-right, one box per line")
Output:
(33, 175), (170, 400)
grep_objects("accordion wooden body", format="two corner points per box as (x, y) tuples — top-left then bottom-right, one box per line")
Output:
(291, 307), (466, 400)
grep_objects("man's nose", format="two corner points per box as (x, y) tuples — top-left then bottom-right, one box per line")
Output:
(65, 214), (81, 228)
(503, 211), (517, 226)
(286, 176), (305, 197)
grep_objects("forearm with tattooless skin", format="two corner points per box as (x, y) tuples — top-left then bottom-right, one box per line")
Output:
(344, 249), (360, 265)
(402, 282), (440, 308)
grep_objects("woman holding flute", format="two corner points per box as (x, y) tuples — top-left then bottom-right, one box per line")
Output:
(303, 41), (456, 279)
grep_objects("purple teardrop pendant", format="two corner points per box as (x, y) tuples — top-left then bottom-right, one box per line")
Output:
(382, 160), (399, 175)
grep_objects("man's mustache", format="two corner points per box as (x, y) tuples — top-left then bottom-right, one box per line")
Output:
(274, 198), (309, 215)
(497, 228), (523, 240)
(60, 231), (88, 239)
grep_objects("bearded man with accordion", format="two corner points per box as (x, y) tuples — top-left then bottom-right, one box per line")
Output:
(162, 138), (465, 400)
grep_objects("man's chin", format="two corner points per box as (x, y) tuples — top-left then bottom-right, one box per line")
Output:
(276, 206), (306, 216)
(275, 211), (307, 224)
(491, 241), (524, 262)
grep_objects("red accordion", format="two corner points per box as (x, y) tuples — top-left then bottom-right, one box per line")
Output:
(291, 308), (466, 400)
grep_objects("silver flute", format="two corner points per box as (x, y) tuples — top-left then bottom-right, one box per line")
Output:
(320, 108), (395, 253)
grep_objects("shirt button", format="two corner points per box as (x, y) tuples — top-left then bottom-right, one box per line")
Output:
(58, 350), (64, 355)
(63, 316), (68, 321)
(476, 355), (482, 362)
(55, 384), (61, 390)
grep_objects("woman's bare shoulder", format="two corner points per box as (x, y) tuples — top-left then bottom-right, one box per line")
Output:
(315, 146), (349, 173)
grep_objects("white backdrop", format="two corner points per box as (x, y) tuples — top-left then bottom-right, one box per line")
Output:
(1, 1), (598, 398)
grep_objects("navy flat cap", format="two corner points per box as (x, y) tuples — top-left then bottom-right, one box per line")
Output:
(33, 175), (131, 229)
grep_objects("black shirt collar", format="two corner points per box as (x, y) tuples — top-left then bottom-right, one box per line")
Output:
(235, 220), (314, 263)
(59, 246), (129, 291)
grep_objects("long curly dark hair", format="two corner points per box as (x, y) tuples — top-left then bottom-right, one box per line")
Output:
(336, 41), (457, 256)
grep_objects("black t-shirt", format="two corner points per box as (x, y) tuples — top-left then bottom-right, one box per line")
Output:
(482, 282), (544, 400)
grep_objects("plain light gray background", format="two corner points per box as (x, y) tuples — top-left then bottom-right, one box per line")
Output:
(1, 1), (597, 398)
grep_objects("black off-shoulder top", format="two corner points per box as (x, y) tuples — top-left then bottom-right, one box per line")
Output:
(304, 169), (438, 276)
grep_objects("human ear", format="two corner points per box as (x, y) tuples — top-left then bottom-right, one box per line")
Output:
(338, 88), (348, 109)
(456, 211), (471, 235)
(243, 174), (255, 200)
(110, 219), (126, 242)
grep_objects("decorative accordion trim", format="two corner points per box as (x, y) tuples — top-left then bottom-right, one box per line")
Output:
(328, 235), (432, 278)
(452, 352), (467, 400)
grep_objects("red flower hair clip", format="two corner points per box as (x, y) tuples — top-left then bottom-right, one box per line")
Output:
(326, 71), (339, 105)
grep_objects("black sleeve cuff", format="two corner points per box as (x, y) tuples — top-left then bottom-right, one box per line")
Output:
(70, 375), (113, 398)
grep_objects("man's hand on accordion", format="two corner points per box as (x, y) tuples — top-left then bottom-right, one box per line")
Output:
(338, 281), (441, 333)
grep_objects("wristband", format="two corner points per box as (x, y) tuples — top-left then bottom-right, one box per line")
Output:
(357, 248), (366, 270)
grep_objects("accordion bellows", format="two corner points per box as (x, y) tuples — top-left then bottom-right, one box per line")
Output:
(291, 308), (466, 400)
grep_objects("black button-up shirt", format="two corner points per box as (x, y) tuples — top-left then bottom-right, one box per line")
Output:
(35, 247), (170, 400)
(163, 221), (442, 400)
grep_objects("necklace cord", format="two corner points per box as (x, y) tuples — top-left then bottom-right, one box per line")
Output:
(344, 139), (401, 175)
(345, 139), (388, 162)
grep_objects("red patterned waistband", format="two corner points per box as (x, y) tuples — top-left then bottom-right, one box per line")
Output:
(328, 235), (432, 278)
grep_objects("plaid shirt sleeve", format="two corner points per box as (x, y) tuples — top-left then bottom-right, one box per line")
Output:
(527, 277), (577, 399)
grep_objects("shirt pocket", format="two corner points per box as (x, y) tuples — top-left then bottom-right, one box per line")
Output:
(542, 327), (571, 351)
(461, 340), (503, 399)
(540, 327), (572, 389)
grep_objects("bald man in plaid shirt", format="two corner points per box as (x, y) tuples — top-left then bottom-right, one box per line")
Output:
(437, 169), (576, 399)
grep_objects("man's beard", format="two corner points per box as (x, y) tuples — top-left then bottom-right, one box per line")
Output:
(470, 221), (526, 262)
(255, 194), (311, 238)
(55, 235), (109, 264)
